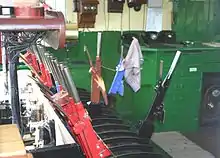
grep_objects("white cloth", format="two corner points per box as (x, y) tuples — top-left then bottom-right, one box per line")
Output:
(123, 37), (143, 92)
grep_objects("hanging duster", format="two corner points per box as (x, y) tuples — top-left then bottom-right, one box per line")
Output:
(124, 37), (144, 92)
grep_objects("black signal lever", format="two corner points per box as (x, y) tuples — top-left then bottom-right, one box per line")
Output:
(138, 51), (182, 139)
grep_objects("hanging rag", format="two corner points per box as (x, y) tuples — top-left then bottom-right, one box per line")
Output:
(108, 58), (125, 96)
(124, 37), (144, 92)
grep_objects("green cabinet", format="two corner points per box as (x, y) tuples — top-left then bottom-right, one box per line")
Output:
(133, 45), (220, 132)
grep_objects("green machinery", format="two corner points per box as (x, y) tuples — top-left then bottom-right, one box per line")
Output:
(50, 31), (220, 133)
(130, 44), (220, 132)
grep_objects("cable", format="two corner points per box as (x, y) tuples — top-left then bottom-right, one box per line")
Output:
(101, 65), (116, 72)
(103, 0), (107, 30)
(128, 7), (131, 31)
(107, 1), (110, 31)
(142, 4), (146, 30)
(120, 11), (124, 59)
(120, 11), (123, 32)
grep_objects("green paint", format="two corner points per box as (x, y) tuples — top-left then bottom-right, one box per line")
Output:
(50, 31), (220, 133)
(137, 45), (220, 132)
(173, 0), (220, 41)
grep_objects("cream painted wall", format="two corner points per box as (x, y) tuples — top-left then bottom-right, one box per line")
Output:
(48, 0), (173, 31)
(66, 0), (173, 31)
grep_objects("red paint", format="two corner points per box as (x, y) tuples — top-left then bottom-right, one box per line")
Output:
(90, 66), (108, 105)
(52, 92), (112, 158)
(0, 10), (66, 49)
(91, 57), (101, 104)
(0, 34), (2, 64)
(24, 51), (40, 72)
(25, 57), (112, 157)
(23, 51), (52, 88)
(14, 7), (44, 18)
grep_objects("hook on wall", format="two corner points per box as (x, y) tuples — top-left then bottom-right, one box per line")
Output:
(127, 0), (147, 12)
(77, 0), (99, 28)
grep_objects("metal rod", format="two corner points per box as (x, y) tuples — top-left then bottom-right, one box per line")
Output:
(51, 58), (62, 91)
(53, 59), (66, 89)
(8, 50), (21, 130)
(59, 63), (70, 92)
(63, 66), (80, 103)
(32, 45), (43, 64)
(96, 32), (102, 57)
(38, 46), (48, 67)
(45, 53), (54, 74)
(159, 60), (163, 79)
(162, 51), (181, 86)
(50, 57), (59, 82)
(43, 52), (51, 72)
(51, 59), (61, 82)
(1, 35), (8, 95)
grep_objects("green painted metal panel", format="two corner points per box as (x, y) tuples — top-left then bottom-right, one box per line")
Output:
(50, 31), (220, 133)
(121, 43), (220, 132)
(69, 64), (91, 90)
(173, 0), (219, 41)
(141, 47), (220, 132)
(141, 51), (158, 85)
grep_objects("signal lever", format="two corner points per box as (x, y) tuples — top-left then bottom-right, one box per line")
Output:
(138, 51), (181, 139)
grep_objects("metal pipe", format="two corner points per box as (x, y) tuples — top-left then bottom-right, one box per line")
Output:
(8, 50), (21, 130)
(43, 53), (56, 89)
(32, 45), (43, 64)
(42, 52), (51, 72)
(48, 56), (58, 83)
(59, 64), (72, 95)
(1, 35), (8, 95)
(51, 58), (61, 83)
(57, 64), (67, 91)
(63, 66), (80, 103)
(40, 48), (50, 71)
(53, 59), (66, 89)
(42, 52), (50, 69)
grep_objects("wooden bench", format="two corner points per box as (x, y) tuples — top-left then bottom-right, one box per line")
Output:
(0, 124), (33, 158)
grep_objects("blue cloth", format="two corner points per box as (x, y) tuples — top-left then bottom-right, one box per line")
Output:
(55, 81), (60, 92)
(108, 59), (125, 96)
